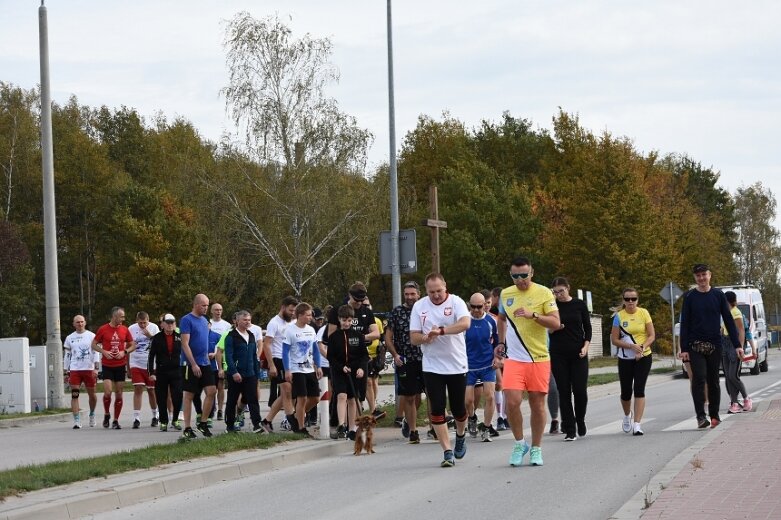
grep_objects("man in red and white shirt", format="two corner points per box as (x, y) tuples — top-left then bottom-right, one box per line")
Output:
(91, 306), (135, 429)
(409, 273), (471, 467)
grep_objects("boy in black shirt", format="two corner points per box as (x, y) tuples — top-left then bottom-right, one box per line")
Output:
(326, 305), (369, 439)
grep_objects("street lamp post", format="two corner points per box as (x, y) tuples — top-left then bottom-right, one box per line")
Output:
(387, 0), (401, 308)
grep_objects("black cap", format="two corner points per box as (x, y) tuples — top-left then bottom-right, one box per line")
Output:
(692, 263), (710, 273)
(349, 288), (367, 300)
(312, 307), (324, 319)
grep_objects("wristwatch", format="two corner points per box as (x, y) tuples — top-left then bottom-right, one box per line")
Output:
(532, 312), (538, 320)
(439, 326), (446, 336)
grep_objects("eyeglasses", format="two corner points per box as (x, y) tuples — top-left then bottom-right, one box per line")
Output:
(469, 304), (483, 310)
(623, 297), (638, 302)
(510, 272), (531, 280)
(552, 289), (566, 295)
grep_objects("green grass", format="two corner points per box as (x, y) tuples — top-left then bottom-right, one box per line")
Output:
(588, 357), (618, 369)
(0, 432), (302, 500)
(0, 408), (70, 420)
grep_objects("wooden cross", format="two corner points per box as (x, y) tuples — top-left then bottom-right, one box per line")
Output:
(422, 186), (448, 273)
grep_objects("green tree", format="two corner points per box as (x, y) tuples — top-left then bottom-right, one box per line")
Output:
(733, 182), (781, 293)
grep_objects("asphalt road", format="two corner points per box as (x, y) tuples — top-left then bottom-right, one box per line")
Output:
(81, 350), (781, 520)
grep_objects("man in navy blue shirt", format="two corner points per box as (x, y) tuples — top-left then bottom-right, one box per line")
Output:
(180, 293), (217, 439)
(679, 264), (742, 429)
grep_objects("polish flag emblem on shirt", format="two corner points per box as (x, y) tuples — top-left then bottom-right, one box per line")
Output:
(444, 307), (452, 316)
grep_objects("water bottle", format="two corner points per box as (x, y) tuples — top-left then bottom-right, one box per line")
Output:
(34, 400), (40, 412)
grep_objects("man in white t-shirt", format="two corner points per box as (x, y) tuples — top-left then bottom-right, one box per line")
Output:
(128, 311), (160, 428)
(64, 315), (99, 429)
(209, 303), (231, 420)
(410, 273), (471, 467)
(261, 296), (298, 432)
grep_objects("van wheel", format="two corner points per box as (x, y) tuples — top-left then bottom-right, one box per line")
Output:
(750, 360), (760, 375)
(760, 359), (769, 372)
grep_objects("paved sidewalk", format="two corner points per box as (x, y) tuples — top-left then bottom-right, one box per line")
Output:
(612, 392), (781, 519)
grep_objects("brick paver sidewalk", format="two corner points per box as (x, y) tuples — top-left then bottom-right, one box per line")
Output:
(642, 397), (781, 519)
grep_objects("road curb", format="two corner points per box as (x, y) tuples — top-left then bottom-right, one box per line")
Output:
(0, 413), (71, 429)
(0, 439), (351, 520)
(608, 395), (773, 519)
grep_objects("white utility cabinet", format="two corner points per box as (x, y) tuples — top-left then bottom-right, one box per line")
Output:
(0, 337), (31, 414)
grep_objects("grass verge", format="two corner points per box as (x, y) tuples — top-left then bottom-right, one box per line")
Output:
(0, 408), (70, 421)
(0, 432), (301, 501)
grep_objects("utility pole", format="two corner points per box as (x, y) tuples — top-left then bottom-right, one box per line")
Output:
(423, 186), (448, 273)
(38, 1), (65, 408)
(387, 0), (401, 308)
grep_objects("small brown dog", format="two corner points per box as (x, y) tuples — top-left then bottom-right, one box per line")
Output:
(353, 415), (377, 455)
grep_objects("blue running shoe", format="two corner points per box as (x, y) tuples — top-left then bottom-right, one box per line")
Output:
(441, 450), (455, 468)
(529, 446), (543, 466)
(509, 439), (530, 467)
(454, 433), (467, 459)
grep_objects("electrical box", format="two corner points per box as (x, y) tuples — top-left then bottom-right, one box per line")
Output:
(0, 337), (32, 414)
(29, 345), (48, 410)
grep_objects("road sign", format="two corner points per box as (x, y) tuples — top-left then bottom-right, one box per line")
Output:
(379, 229), (417, 275)
(659, 282), (683, 305)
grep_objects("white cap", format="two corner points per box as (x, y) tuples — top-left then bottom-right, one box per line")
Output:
(163, 313), (176, 322)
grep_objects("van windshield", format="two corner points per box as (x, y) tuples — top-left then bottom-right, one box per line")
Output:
(738, 304), (751, 322)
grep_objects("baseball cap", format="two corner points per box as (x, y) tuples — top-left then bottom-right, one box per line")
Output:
(692, 263), (710, 274)
(312, 307), (324, 319)
(163, 313), (176, 322)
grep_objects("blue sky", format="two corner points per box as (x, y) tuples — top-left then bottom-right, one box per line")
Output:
(2, 0), (779, 228)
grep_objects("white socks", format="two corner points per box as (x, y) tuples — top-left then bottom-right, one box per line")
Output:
(495, 391), (506, 418)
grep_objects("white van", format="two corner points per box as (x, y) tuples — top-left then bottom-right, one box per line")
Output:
(717, 284), (768, 375)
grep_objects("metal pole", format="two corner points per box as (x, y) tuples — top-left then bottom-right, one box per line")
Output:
(669, 282), (677, 369)
(39, 1), (65, 409)
(387, 0), (401, 308)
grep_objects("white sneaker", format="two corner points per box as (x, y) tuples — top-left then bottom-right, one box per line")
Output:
(621, 412), (633, 433)
(633, 422), (644, 436)
(73, 417), (81, 429)
(88, 414), (96, 427)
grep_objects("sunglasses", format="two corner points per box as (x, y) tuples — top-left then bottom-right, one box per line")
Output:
(623, 297), (638, 302)
(469, 304), (484, 310)
(510, 272), (531, 280)
(351, 296), (366, 302)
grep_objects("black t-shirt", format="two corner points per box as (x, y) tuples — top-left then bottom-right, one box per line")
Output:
(549, 298), (592, 356)
(327, 304), (375, 337)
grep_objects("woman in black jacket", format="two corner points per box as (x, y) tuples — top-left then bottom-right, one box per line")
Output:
(148, 314), (183, 431)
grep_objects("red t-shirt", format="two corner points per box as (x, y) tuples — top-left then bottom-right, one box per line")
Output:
(94, 323), (133, 368)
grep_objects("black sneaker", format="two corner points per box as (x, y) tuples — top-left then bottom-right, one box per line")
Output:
(285, 414), (300, 432)
(112, 420), (121, 430)
(564, 432), (577, 441)
(393, 417), (404, 428)
(549, 419), (559, 434)
(401, 418), (410, 438)
(225, 425), (241, 433)
(336, 424), (346, 439)
(577, 420), (587, 437)
(260, 419), (274, 433)
(488, 424), (500, 438)
(372, 409), (387, 420)
(347, 430), (356, 441)
(252, 424), (265, 434)
(445, 415), (455, 429)
(697, 416), (709, 429)
(103, 414), (110, 428)
(132, 419), (141, 429)
(181, 427), (197, 440)
(295, 428), (312, 438)
(196, 422), (213, 438)
(408, 430), (420, 444)
(496, 418), (507, 431)
(151, 417), (159, 428)
(427, 428), (438, 440)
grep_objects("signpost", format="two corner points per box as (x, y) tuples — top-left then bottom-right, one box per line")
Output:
(379, 229), (417, 275)
(659, 282), (684, 367)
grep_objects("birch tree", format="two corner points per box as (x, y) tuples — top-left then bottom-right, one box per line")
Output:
(219, 12), (377, 296)
(733, 182), (781, 292)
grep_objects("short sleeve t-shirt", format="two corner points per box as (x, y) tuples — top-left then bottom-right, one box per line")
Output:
(387, 304), (420, 361)
(94, 324), (134, 368)
(465, 313), (498, 370)
(128, 322), (160, 369)
(316, 325), (329, 368)
(179, 313), (210, 366)
(613, 308), (653, 359)
(721, 306), (744, 337)
(266, 315), (290, 359)
(283, 323), (318, 374)
(248, 324), (264, 346)
(499, 283), (558, 363)
(328, 304), (376, 337)
(367, 317), (384, 359)
(209, 319), (232, 336)
(64, 330), (98, 371)
(409, 293), (470, 374)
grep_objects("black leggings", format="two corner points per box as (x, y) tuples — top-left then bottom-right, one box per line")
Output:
(154, 369), (182, 425)
(618, 355), (652, 401)
(551, 352), (589, 436)
(423, 371), (467, 424)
